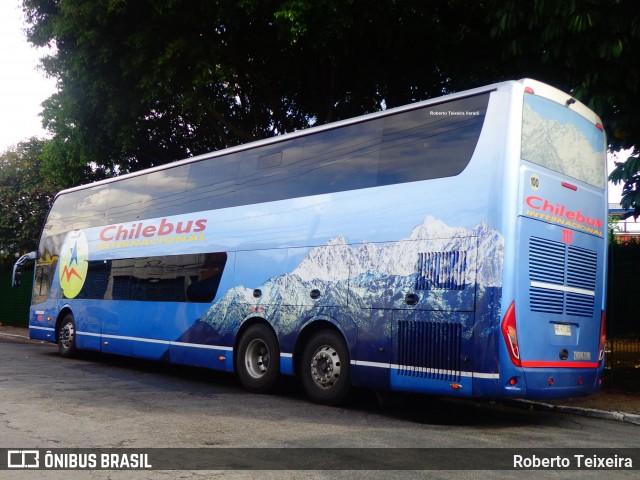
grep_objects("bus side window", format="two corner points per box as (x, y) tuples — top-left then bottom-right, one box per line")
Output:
(186, 253), (227, 303)
(183, 154), (240, 212)
(33, 258), (55, 305)
(76, 252), (228, 304)
(299, 121), (381, 196)
(378, 93), (490, 186)
(106, 175), (148, 224)
(138, 165), (190, 220)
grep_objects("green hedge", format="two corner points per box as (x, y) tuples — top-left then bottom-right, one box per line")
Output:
(0, 266), (34, 327)
(607, 240), (640, 336)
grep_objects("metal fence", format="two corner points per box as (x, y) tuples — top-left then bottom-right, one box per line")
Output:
(605, 241), (640, 391)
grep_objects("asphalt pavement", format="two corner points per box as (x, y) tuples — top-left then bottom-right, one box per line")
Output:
(1, 324), (638, 425)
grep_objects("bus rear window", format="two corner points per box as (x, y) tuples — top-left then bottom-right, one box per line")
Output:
(521, 93), (606, 189)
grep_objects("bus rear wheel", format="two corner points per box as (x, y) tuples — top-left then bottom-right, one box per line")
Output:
(236, 324), (280, 393)
(301, 330), (351, 405)
(57, 314), (77, 358)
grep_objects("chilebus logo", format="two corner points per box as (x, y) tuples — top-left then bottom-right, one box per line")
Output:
(59, 230), (89, 299)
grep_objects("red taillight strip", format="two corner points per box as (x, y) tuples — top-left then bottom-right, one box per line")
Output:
(520, 360), (599, 369)
(561, 181), (578, 191)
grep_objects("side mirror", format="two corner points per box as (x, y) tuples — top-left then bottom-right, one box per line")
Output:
(11, 251), (36, 288)
(13, 270), (22, 287)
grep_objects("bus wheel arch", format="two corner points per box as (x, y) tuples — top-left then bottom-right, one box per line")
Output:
(56, 309), (77, 358)
(295, 321), (352, 405)
(235, 318), (280, 394)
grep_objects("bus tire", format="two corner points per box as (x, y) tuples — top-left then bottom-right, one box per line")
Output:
(57, 313), (77, 358)
(236, 324), (280, 393)
(301, 330), (351, 405)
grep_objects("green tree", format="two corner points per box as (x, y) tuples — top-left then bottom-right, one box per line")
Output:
(22, 0), (501, 186)
(0, 139), (59, 263)
(22, 0), (640, 206)
(490, 0), (640, 217)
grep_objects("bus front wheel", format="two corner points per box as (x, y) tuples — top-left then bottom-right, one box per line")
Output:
(236, 324), (280, 393)
(57, 314), (77, 358)
(301, 330), (351, 405)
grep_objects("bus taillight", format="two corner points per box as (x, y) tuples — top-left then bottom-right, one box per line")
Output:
(598, 310), (606, 365)
(501, 302), (521, 367)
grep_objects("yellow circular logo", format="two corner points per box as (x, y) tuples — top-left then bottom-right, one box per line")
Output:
(59, 230), (89, 299)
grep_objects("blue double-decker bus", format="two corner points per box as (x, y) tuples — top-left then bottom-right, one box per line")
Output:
(15, 79), (608, 405)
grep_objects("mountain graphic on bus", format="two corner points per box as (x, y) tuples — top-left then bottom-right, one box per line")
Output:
(177, 216), (504, 353)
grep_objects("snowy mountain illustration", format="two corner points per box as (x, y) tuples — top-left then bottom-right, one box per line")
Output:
(190, 215), (504, 339)
(291, 216), (501, 286)
(521, 103), (603, 187)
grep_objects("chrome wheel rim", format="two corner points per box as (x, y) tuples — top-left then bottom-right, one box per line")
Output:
(60, 322), (74, 349)
(245, 338), (270, 379)
(310, 345), (341, 389)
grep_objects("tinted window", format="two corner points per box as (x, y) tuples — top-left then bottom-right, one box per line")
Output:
(44, 193), (80, 237)
(44, 94), (489, 235)
(33, 260), (53, 305)
(183, 153), (240, 212)
(105, 175), (148, 224)
(72, 186), (110, 229)
(74, 252), (227, 303)
(233, 141), (305, 205)
(138, 165), (190, 219)
(297, 120), (381, 195)
(378, 94), (489, 185)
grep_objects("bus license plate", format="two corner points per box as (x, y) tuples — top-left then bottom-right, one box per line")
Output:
(554, 324), (571, 336)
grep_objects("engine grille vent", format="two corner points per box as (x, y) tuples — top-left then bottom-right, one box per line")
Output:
(397, 320), (462, 381)
(528, 237), (597, 317)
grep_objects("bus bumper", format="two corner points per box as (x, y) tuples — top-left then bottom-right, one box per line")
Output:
(520, 367), (603, 400)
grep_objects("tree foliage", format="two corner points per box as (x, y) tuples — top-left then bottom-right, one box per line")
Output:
(17, 0), (640, 217)
(22, 0), (502, 187)
(0, 139), (60, 262)
(490, 0), (640, 217)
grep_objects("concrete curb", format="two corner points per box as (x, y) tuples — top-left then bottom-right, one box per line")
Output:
(0, 331), (30, 339)
(506, 399), (640, 425)
(0, 329), (42, 344)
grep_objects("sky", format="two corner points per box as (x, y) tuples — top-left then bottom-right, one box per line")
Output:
(0, 1), (57, 153)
